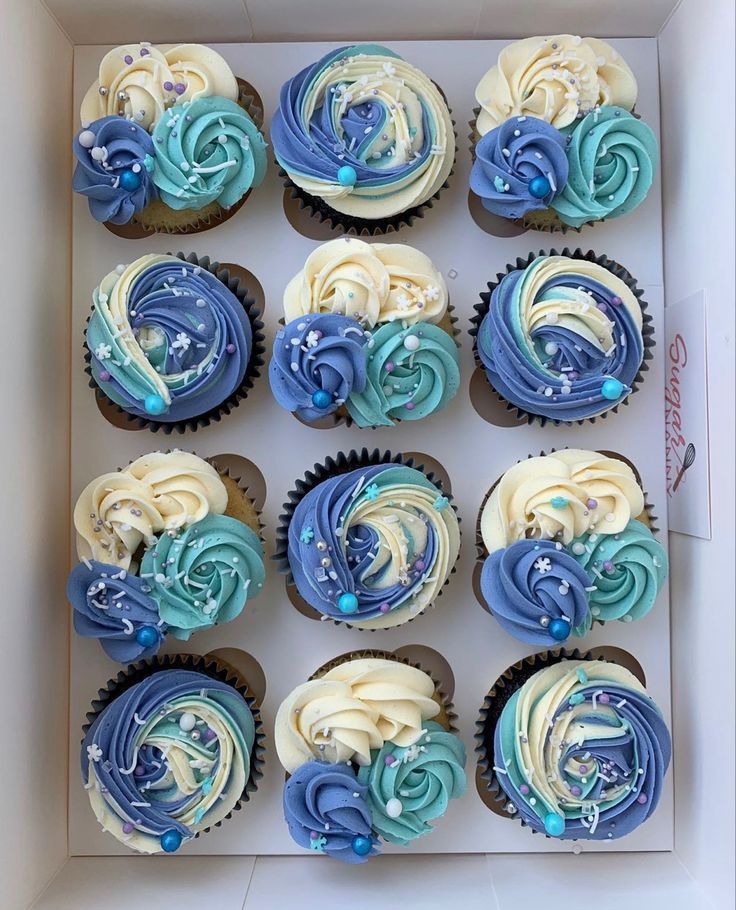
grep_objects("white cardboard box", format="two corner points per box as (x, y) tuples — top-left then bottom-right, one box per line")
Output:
(3, 2), (734, 908)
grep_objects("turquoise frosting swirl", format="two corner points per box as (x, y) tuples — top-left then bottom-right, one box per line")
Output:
(140, 514), (265, 639)
(345, 321), (460, 427)
(551, 107), (658, 228)
(151, 95), (267, 211)
(570, 519), (668, 633)
(356, 721), (466, 845)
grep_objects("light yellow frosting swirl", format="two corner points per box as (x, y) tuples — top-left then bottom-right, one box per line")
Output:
(74, 451), (228, 568)
(283, 239), (448, 328)
(275, 658), (440, 773)
(480, 449), (645, 554)
(475, 35), (637, 135)
(80, 43), (238, 131)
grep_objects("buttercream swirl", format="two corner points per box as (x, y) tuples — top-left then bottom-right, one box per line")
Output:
(74, 451), (228, 568)
(87, 254), (253, 423)
(67, 559), (166, 662)
(140, 514), (265, 639)
(470, 116), (568, 219)
(357, 720), (466, 845)
(283, 239), (448, 328)
(287, 464), (460, 628)
(551, 107), (658, 228)
(272, 44), (454, 219)
(269, 314), (370, 420)
(476, 256), (644, 421)
(345, 321), (460, 427)
(73, 117), (157, 224)
(81, 668), (256, 853)
(570, 519), (668, 632)
(480, 540), (591, 646)
(151, 96), (267, 211)
(475, 36), (637, 135)
(275, 659), (440, 773)
(493, 660), (671, 839)
(80, 43), (238, 132)
(480, 449), (645, 555)
(283, 761), (377, 862)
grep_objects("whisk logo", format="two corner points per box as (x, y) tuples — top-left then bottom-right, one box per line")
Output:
(665, 334), (696, 496)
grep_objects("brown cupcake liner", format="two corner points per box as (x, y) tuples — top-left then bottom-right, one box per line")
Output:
(81, 651), (265, 843)
(104, 78), (266, 239)
(83, 252), (265, 435)
(273, 448), (461, 631)
(468, 247), (655, 427)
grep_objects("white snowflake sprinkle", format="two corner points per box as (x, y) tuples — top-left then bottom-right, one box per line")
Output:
(95, 343), (112, 361)
(87, 743), (103, 762)
(534, 557), (552, 574)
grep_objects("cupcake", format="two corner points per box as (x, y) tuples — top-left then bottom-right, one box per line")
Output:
(73, 43), (267, 235)
(85, 252), (264, 432)
(476, 652), (671, 840)
(476, 449), (667, 647)
(469, 36), (658, 231)
(470, 249), (653, 424)
(271, 44), (455, 234)
(269, 239), (460, 427)
(81, 653), (263, 853)
(275, 450), (461, 629)
(68, 450), (265, 661)
(275, 653), (466, 861)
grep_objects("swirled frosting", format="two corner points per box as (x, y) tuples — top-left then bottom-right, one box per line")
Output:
(470, 116), (568, 219)
(493, 660), (671, 839)
(269, 314), (370, 420)
(81, 668), (256, 853)
(74, 451), (228, 568)
(475, 36), (637, 135)
(73, 117), (157, 224)
(140, 514), (265, 639)
(476, 256), (644, 421)
(570, 520), (668, 631)
(283, 239), (448, 328)
(345, 321), (460, 427)
(480, 540), (591, 646)
(357, 720), (466, 845)
(283, 761), (377, 862)
(287, 464), (460, 628)
(275, 659), (440, 772)
(87, 254), (253, 423)
(67, 559), (166, 662)
(80, 43), (238, 132)
(551, 107), (658, 228)
(480, 449), (645, 555)
(151, 96), (267, 211)
(272, 44), (454, 219)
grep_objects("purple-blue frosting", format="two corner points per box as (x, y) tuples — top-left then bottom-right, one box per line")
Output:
(480, 541), (591, 646)
(283, 761), (378, 862)
(269, 314), (369, 420)
(67, 560), (166, 662)
(73, 116), (158, 224)
(470, 116), (568, 219)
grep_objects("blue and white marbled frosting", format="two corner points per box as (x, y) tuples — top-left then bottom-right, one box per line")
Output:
(87, 254), (254, 423)
(287, 463), (461, 628)
(475, 255), (645, 422)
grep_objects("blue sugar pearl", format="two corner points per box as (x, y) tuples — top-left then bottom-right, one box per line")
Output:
(601, 378), (625, 400)
(351, 834), (372, 856)
(544, 812), (565, 837)
(311, 389), (332, 410)
(337, 592), (359, 614)
(144, 394), (166, 416)
(529, 175), (552, 199)
(136, 625), (159, 648)
(550, 496), (568, 509)
(337, 165), (357, 187)
(549, 618), (571, 642)
(160, 828), (183, 852)
(119, 168), (142, 192)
